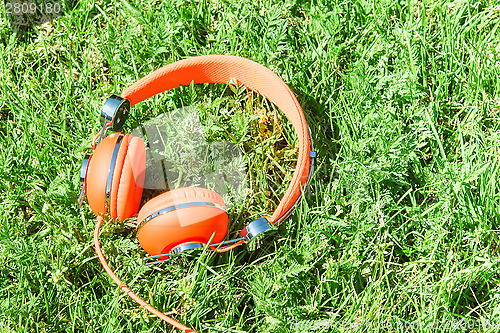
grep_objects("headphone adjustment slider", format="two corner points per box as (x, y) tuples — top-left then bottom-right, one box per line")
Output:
(240, 217), (273, 241)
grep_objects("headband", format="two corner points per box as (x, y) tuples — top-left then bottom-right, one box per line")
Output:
(121, 55), (313, 225)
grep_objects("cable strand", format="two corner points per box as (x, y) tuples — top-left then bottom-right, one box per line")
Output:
(93, 216), (197, 333)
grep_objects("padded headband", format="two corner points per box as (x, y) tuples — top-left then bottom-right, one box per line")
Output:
(121, 55), (311, 224)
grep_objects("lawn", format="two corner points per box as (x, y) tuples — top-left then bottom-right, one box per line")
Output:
(1, 0), (500, 332)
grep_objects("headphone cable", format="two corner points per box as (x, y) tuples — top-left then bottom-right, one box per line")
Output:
(94, 216), (197, 333)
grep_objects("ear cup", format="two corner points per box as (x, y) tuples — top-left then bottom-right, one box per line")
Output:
(136, 187), (229, 256)
(85, 133), (146, 220)
(86, 133), (123, 217)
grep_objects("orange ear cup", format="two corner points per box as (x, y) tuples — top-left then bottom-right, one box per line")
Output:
(86, 133), (121, 217)
(136, 187), (229, 256)
(86, 134), (146, 221)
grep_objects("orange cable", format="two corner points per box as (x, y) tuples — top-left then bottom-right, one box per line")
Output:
(210, 239), (245, 253)
(94, 216), (197, 333)
(92, 122), (112, 150)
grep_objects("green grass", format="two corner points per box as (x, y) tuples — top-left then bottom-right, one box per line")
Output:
(1, 0), (500, 332)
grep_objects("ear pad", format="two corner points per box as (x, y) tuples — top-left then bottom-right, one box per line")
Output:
(109, 136), (146, 221)
(136, 187), (229, 256)
(85, 133), (146, 220)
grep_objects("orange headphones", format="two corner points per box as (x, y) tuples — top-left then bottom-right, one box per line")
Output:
(79, 55), (316, 332)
